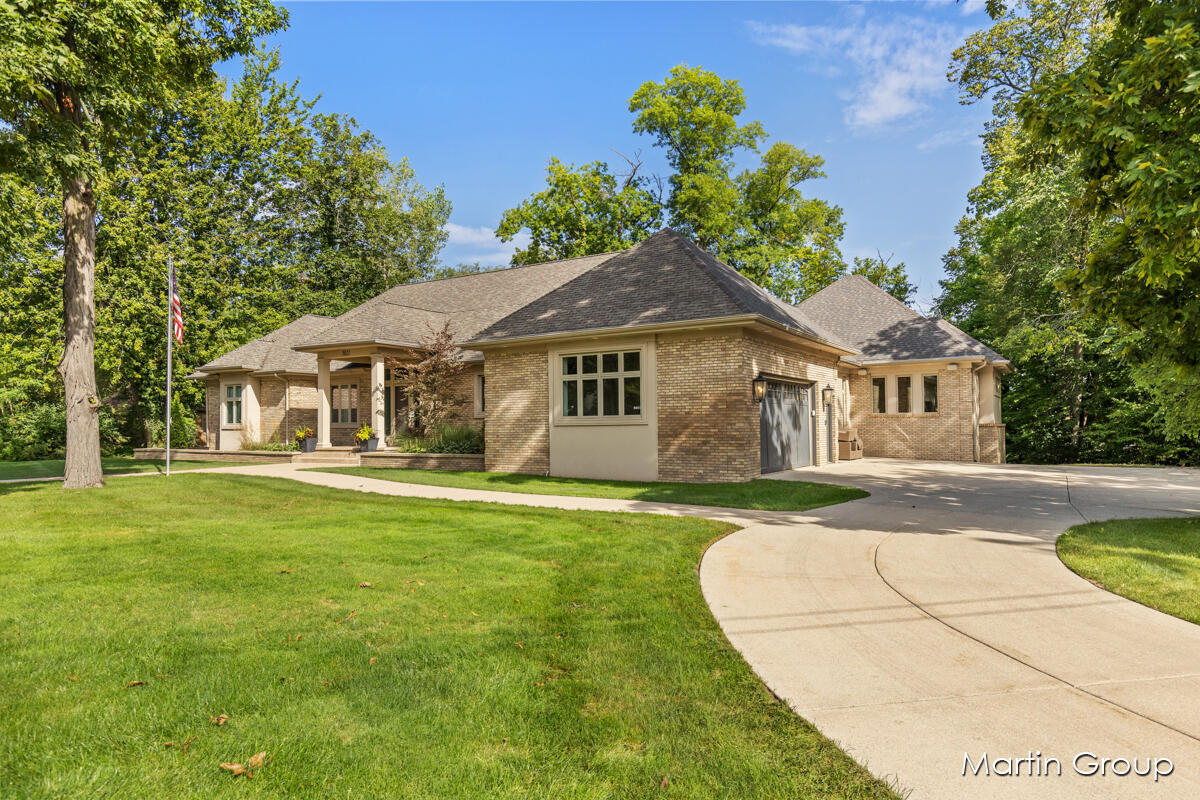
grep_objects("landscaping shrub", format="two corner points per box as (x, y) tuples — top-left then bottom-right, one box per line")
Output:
(0, 403), (128, 460)
(242, 438), (299, 452)
(145, 395), (197, 449)
(385, 424), (483, 454)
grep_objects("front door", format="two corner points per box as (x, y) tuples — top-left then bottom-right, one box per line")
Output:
(760, 381), (812, 473)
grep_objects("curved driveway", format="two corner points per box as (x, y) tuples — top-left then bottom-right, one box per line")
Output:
(701, 460), (1200, 799)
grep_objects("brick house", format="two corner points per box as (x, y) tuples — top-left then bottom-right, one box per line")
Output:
(193, 229), (1008, 481)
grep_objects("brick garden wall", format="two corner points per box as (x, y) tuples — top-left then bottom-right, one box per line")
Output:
(484, 348), (549, 474)
(979, 423), (1006, 464)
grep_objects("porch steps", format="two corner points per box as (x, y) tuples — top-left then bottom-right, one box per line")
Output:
(292, 447), (361, 467)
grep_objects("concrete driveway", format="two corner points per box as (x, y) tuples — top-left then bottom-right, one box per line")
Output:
(701, 460), (1200, 799)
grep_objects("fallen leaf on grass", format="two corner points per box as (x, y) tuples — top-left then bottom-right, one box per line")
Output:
(220, 762), (248, 777)
(248, 751), (269, 769)
(125, 680), (146, 689)
(211, 714), (229, 726)
(514, 642), (524, 649)
(279, 569), (293, 574)
(661, 776), (669, 787)
(67, 675), (79, 681)
(358, 581), (373, 589)
(369, 657), (377, 665)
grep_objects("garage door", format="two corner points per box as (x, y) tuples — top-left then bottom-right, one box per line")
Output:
(760, 381), (812, 473)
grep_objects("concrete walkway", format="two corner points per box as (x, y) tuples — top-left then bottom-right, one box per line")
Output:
(704, 461), (1200, 799)
(193, 460), (1200, 798)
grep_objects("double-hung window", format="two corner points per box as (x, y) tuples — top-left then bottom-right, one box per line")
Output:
(224, 384), (242, 425)
(561, 350), (641, 418)
(897, 376), (912, 414)
(332, 383), (359, 424)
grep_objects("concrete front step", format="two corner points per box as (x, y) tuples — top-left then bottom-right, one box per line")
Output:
(292, 451), (361, 466)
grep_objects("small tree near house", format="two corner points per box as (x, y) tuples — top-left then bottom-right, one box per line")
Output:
(387, 322), (466, 438)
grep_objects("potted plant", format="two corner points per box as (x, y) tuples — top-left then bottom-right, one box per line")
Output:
(295, 426), (316, 453)
(354, 423), (378, 452)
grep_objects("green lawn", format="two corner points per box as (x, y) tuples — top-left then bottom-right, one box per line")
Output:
(0, 475), (894, 799)
(1058, 516), (1200, 625)
(314, 467), (868, 511)
(0, 457), (247, 482)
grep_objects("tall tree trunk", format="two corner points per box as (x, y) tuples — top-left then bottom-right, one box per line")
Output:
(58, 175), (104, 488)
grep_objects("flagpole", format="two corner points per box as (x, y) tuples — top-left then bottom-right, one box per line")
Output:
(166, 255), (173, 477)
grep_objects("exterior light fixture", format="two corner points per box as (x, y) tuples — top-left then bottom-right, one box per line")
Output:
(752, 375), (768, 403)
(822, 384), (835, 406)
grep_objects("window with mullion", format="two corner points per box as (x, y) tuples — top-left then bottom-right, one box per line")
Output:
(561, 350), (641, 418)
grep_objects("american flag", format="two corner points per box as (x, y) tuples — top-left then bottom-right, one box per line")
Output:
(170, 272), (184, 344)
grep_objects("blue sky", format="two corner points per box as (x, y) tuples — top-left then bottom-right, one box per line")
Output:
(248, 1), (993, 309)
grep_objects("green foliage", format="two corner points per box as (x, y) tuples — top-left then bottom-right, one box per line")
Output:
(241, 438), (299, 452)
(0, 0), (288, 184)
(0, 403), (126, 460)
(428, 423), (484, 454)
(145, 394), (196, 449)
(938, 0), (1200, 463)
(851, 253), (916, 304)
(497, 158), (662, 265)
(1019, 0), (1200, 373)
(0, 49), (450, 447)
(501, 64), (875, 303)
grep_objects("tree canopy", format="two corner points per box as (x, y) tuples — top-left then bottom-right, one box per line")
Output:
(500, 64), (911, 304)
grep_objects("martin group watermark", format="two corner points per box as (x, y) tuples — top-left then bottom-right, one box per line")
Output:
(963, 751), (1174, 782)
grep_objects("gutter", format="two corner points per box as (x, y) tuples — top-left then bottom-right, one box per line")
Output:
(461, 314), (860, 356)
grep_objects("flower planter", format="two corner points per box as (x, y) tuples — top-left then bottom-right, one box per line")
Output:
(359, 437), (379, 453)
(299, 437), (317, 453)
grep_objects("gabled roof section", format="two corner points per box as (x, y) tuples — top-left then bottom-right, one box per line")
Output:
(468, 229), (853, 350)
(196, 314), (335, 376)
(297, 252), (613, 350)
(796, 274), (1007, 363)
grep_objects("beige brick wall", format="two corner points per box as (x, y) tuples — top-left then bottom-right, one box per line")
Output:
(979, 423), (1006, 464)
(656, 330), (755, 482)
(743, 333), (844, 469)
(484, 348), (549, 474)
(848, 365), (976, 461)
(203, 380), (220, 450)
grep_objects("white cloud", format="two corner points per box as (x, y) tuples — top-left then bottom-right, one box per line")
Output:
(749, 18), (965, 131)
(443, 222), (530, 266)
(916, 128), (979, 152)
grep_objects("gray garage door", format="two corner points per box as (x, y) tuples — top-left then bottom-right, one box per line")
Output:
(760, 381), (812, 473)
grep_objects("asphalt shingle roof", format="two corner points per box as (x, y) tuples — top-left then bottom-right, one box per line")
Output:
(196, 314), (336, 376)
(468, 229), (849, 348)
(795, 274), (1007, 363)
(298, 252), (612, 350)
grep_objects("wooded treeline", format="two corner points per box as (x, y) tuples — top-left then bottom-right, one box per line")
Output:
(0, 49), (450, 458)
(934, 0), (1200, 464)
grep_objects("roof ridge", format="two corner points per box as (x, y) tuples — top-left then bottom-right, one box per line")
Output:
(844, 274), (924, 319)
(389, 247), (623, 291)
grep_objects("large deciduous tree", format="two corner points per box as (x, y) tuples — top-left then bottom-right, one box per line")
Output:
(1018, 0), (1200, 377)
(0, 0), (287, 487)
(500, 65), (879, 304)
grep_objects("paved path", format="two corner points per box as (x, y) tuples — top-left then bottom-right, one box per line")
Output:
(194, 460), (1200, 798)
(704, 461), (1200, 799)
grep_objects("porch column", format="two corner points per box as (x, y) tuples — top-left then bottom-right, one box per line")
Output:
(370, 354), (386, 440)
(317, 356), (331, 448)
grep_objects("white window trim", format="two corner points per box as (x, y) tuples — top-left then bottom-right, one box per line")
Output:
(554, 347), (647, 426)
(868, 373), (941, 416)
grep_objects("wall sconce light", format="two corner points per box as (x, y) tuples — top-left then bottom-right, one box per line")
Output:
(857, 368), (868, 376)
(752, 375), (768, 403)
(822, 384), (835, 406)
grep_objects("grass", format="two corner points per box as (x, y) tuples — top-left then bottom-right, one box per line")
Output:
(1057, 516), (1200, 625)
(314, 468), (868, 512)
(0, 457), (250, 482)
(0, 475), (894, 799)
